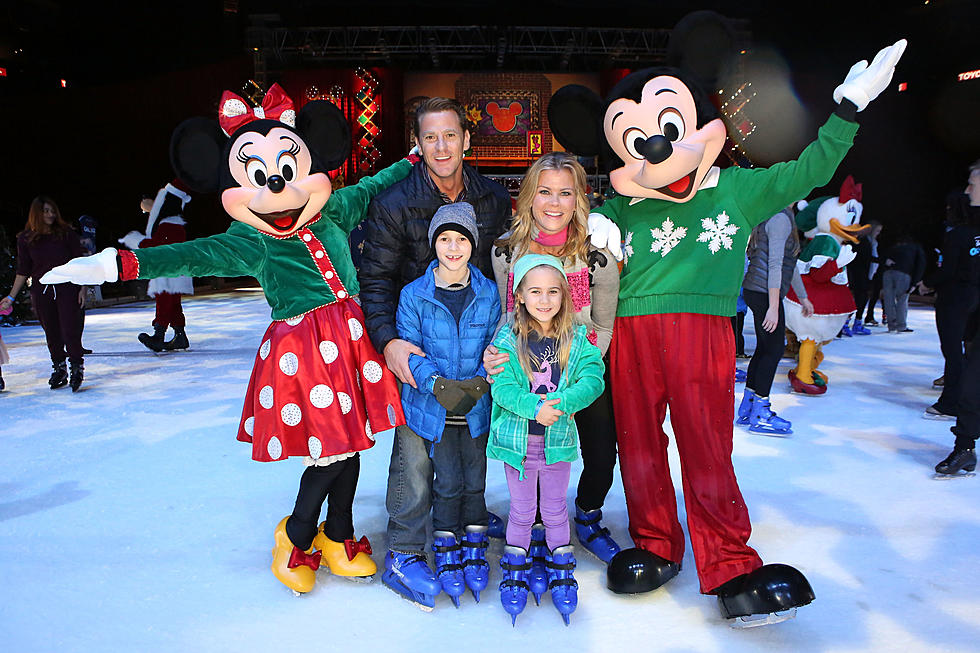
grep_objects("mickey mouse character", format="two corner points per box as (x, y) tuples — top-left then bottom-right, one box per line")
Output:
(549, 24), (905, 624)
(43, 83), (417, 595)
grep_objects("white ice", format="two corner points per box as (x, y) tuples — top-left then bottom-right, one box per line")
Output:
(1, 290), (978, 652)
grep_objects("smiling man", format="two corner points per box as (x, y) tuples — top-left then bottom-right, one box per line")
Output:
(357, 96), (511, 609)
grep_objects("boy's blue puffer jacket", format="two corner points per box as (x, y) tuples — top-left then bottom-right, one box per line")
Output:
(396, 261), (501, 442)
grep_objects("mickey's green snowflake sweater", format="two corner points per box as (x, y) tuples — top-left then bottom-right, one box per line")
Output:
(593, 113), (858, 318)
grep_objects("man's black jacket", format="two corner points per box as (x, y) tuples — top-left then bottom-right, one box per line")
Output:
(358, 162), (511, 353)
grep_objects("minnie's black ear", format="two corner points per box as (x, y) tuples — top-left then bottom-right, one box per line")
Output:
(296, 100), (352, 171)
(169, 117), (226, 193)
(548, 85), (604, 157)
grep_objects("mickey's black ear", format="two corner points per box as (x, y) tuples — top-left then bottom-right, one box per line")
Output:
(169, 117), (226, 194)
(548, 85), (603, 157)
(667, 10), (737, 89)
(296, 100), (352, 171)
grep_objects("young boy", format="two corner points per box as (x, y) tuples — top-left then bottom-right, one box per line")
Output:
(386, 202), (502, 609)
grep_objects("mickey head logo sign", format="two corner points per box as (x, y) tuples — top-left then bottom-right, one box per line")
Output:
(486, 101), (523, 133)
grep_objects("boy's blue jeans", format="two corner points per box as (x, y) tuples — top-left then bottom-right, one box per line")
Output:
(386, 424), (488, 553)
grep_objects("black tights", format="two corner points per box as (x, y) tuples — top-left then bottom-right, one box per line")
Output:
(286, 454), (360, 550)
(743, 289), (786, 397)
(575, 367), (618, 512)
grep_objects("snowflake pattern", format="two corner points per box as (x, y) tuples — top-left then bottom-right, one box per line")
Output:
(650, 219), (688, 257)
(623, 231), (635, 265)
(696, 211), (739, 254)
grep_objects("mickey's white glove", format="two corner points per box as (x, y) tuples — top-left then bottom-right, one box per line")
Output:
(833, 39), (907, 111)
(41, 248), (119, 285)
(836, 244), (857, 268)
(587, 212), (623, 261)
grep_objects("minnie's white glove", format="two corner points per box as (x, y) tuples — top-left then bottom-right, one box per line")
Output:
(40, 248), (119, 285)
(833, 39), (907, 111)
(587, 212), (623, 261)
(836, 244), (857, 268)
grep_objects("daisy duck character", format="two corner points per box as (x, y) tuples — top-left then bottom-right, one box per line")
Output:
(784, 176), (868, 395)
(547, 24), (905, 625)
(42, 84), (416, 595)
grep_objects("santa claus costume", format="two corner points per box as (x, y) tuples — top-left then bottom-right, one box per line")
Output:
(119, 181), (194, 351)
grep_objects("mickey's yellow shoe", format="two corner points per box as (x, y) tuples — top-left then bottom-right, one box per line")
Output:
(271, 517), (319, 594)
(313, 521), (377, 579)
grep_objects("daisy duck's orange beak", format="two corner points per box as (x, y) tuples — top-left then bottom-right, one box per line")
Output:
(829, 219), (869, 244)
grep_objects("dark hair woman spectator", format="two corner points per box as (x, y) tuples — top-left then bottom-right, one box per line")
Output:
(0, 196), (88, 391)
(736, 206), (808, 435)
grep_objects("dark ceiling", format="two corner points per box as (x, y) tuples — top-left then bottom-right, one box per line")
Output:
(3, 1), (976, 86)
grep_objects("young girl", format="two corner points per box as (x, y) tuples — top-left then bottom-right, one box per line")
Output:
(489, 152), (621, 569)
(488, 254), (604, 625)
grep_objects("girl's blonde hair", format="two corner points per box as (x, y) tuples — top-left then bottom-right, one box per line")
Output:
(497, 152), (591, 263)
(511, 264), (576, 382)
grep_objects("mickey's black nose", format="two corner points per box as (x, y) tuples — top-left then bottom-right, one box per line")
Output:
(267, 175), (286, 193)
(636, 135), (673, 164)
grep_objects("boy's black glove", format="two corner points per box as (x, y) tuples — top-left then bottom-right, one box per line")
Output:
(433, 377), (478, 415)
(458, 376), (490, 403)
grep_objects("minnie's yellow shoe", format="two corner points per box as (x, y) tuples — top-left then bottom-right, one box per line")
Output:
(312, 521), (377, 580)
(271, 517), (319, 594)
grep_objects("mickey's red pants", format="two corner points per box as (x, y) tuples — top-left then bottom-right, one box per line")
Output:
(153, 292), (185, 329)
(610, 312), (762, 593)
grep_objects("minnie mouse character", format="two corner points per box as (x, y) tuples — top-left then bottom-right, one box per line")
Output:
(549, 13), (905, 625)
(43, 83), (417, 595)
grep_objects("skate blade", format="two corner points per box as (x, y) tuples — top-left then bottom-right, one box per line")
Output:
(922, 413), (956, 421)
(932, 471), (976, 480)
(748, 428), (792, 437)
(336, 573), (376, 583)
(578, 545), (614, 565)
(382, 580), (434, 612)
(323, 567), (376, 583)
(729, 607), (797, 629)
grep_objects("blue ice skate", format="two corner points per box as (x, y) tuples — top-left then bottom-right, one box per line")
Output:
(461, 525), (490, 602)
(433, 531), (466, 607)
(574, 504), (621, 564)
(736, 388), (756, 426)
(747, 396), (792, 435)
(487, 511), (506, 539)
(734, 367), (747, 383)
(851, 319), (871, 335)
(840, 319), (853, 337)
(528, 523), (549, 605)
(499, 545), (531, 625)
(382, 550), (442, 612)
(546, 545), (579, 626)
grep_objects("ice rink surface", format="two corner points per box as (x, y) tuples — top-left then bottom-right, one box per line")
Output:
(2, 289), (978, 652)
